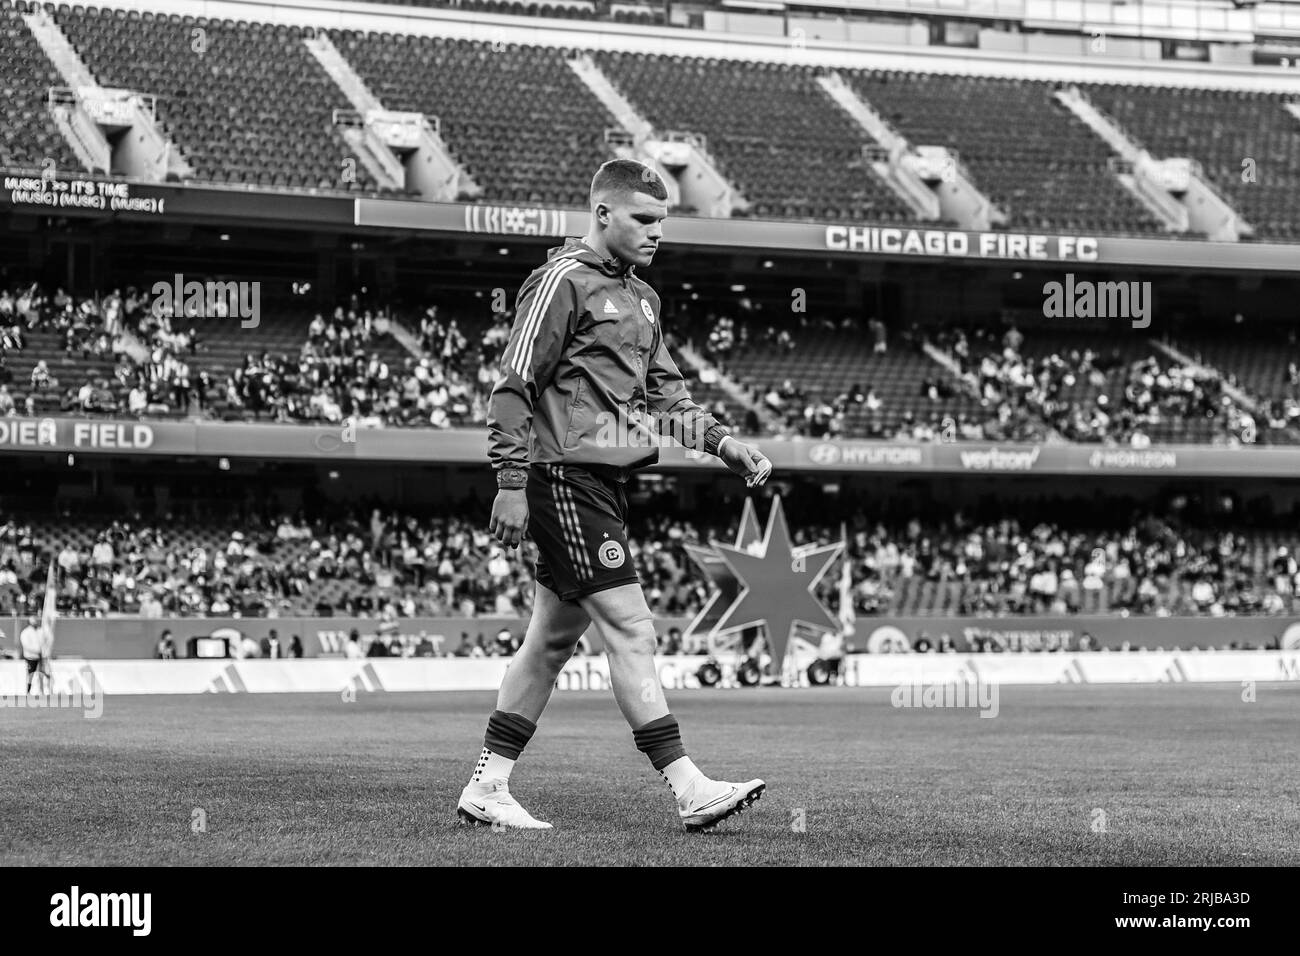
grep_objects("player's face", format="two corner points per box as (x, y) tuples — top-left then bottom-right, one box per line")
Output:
(602, 192), (667, 269)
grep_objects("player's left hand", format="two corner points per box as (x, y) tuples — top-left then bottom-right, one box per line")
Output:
(720, 438), (772, 488)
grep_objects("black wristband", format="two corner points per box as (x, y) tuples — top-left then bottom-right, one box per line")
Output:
(703, 423), (731, 457)
(496, 467), (528, 490)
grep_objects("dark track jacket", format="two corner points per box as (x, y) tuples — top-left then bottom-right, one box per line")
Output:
(487, 238), (729, 476)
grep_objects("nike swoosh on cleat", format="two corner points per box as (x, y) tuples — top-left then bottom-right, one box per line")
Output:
(684, 786), (764, 832)
(464, 801), (487, 813)
(692, 790), (738, 813)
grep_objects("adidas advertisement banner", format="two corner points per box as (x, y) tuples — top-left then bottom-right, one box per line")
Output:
(2, 652), (1299, 696)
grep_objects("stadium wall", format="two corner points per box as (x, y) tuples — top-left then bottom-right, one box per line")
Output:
(3, 651), (1299, 697)
(10, 614), (1300, 659)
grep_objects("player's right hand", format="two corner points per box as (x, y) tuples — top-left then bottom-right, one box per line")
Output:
(490, 489), (529, 550)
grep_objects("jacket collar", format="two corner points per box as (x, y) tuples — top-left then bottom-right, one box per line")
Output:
(547, 238), (636, 279)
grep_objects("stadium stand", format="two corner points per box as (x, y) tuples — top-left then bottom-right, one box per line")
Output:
(845, 71), (1168, 236)
(331, 30), (618, 206)
(5, 497), (1300, 623)
(5, 278), (1296, 447)
(2, 2), (1296, 241)
(52, 5), (384, 193)
(593, 52), (916, 223)
(1172, 325), (1300, 437)
(0, 1), (81, 174)
(1082, 83), (1300, 242)
(939, 324), (1269, 446)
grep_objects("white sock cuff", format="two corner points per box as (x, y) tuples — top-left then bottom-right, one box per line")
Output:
(473, 747), (517, 783)
(661, 755), (702, 798)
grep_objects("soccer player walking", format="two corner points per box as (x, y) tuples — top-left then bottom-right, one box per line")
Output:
(458, 159), (773, 832)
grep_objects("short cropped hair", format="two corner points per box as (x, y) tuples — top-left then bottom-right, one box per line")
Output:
(590, 159), (668, 204)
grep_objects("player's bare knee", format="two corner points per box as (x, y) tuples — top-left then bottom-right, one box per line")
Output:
(539, 629), (582, 662)
(605, 616), (656, 658)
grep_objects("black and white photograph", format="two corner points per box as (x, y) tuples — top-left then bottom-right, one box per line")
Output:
(0, 0), (1296, 928)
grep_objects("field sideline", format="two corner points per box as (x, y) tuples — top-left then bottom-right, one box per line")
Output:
(2, 684), (1297, 866)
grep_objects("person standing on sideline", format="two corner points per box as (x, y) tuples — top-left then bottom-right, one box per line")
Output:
(20, 615), (50, 693)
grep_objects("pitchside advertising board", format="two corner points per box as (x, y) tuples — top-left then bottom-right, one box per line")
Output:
(9, 614), (1300, 660)
(4, 651), (1300, 697)
(5, 177), (1299, 272)
(1, 416), (1298, 475)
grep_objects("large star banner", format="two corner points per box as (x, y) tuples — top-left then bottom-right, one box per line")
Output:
(682, 497), (763, 639)
(684, 496), (843, 672)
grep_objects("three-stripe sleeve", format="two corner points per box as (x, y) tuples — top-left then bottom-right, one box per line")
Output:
(487, 259), (581, 473)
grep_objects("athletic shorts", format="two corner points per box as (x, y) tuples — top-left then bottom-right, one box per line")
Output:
(527, 463), (640, 602)
(24, 658), (41, 676)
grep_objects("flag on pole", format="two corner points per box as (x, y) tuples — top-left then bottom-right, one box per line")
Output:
(39, 559), (57, 658)
(837, 523), (855, 635)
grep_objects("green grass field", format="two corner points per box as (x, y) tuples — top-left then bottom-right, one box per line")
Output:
(2, 684), (1297, 866)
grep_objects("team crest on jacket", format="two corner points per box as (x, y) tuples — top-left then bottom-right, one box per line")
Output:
(598, 540), (626, 569)
(640, 299), (655, 324)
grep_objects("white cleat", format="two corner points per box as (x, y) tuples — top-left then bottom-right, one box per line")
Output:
(457, 779), (553, 830)
(678, 776), (766, 833)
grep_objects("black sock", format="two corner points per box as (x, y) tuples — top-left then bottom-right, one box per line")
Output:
(633, 714), (687, 771)
(483, 710), (536, 760)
